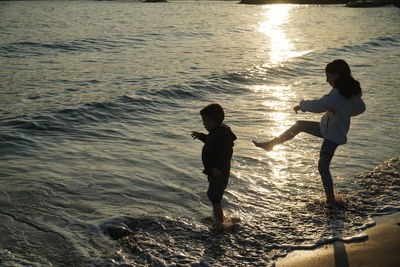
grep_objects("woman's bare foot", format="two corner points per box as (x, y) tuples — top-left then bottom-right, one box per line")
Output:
(252, 140), (276, 151)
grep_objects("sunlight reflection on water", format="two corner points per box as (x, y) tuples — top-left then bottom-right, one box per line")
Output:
(250, 84), (296, 136)
(246, 84), (297, 196)
(258, 4), (310, 65)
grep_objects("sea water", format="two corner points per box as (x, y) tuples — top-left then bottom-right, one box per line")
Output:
(0, 1), (399, 266)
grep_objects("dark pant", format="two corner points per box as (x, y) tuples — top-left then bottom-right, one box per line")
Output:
(207, 176), (229, 204)
(279, 121), (339, 200)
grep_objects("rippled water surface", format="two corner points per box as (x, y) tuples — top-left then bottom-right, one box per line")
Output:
(0, 1), (399, 266)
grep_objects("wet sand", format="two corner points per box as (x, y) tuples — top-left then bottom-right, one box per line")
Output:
(276, 212), (400, 267)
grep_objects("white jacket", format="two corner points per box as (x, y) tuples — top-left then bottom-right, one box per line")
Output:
(299, 88), (366, 144)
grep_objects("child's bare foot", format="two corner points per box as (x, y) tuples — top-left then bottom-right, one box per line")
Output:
(326, 195), (346, 209)
(252, 140), (275, 151)
(324, 201), (337, 209)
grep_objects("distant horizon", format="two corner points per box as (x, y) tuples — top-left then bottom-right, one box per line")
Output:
(1, 0), (392, 4)
(0, 0), (355, 2)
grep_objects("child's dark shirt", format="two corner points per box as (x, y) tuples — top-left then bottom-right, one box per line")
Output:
(198, 124), (237, 178)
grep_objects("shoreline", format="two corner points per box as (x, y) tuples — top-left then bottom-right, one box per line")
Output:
(275, 211), (400, 267)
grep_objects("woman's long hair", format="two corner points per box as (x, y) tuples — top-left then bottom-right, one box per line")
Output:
(325, 59), (362, 99)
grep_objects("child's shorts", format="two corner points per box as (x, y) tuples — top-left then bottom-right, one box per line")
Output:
(207, 176), (229, 204)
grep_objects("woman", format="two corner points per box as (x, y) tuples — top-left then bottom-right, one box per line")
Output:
(253, 59), (366, 205)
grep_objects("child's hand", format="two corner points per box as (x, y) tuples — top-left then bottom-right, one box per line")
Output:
(191, 131), (201, 139)
(294, 105), (305, 114)
(211, 168), (223, 179)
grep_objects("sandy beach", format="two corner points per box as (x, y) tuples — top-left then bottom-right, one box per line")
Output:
(276, 212), (400, 267)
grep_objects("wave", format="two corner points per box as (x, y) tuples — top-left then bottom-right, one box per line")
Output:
(0, 86), (201, 152)
(0, 37), (147, 58)
(1, 32), (399, 154)
(326, 35), (400, 57)
(228, 34), (400, 84)
(0, 67), (249, 143)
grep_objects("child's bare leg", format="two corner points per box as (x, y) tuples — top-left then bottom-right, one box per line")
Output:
(212, 203), (224, 224)
(253, 121), (321, 151)
(253, 122), (303, 150)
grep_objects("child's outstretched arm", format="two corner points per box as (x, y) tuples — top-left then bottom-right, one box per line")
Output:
(191, 131), (207, 143)
(191, 131), (201, 139)
(295, 104), (336, 114)
(299, 90), (336, 113)
(294, 105), (305, 114)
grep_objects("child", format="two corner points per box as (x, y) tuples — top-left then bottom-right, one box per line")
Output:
(253, 59), (366, 205)
(191, 103), (237, 224)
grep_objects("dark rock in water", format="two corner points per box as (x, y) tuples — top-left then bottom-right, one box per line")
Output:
(239, 0), (348, 5)
(346, 0), (400, 7)
(104, 225), (134, 240)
